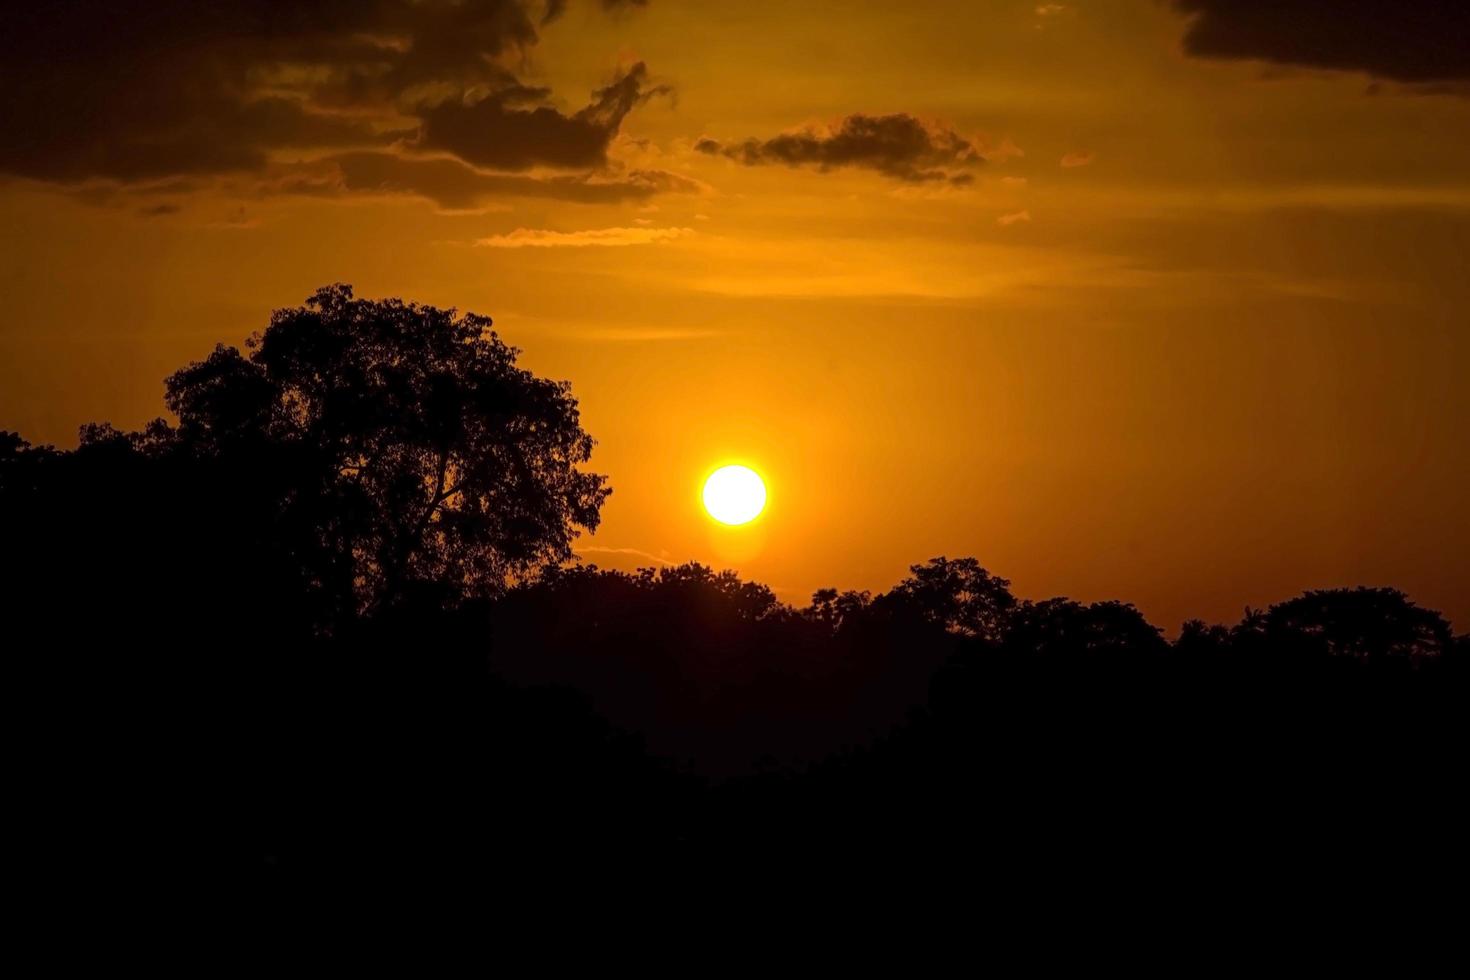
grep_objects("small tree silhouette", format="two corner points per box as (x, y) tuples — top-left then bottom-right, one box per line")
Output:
(888, 556), (1016, 641)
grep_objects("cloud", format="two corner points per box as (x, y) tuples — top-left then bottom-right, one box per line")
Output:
(1060, 151), (1095, 168)
(472, 226), (693, 247)
(308, 151), (698, 210)
(575, 545), (673, 566)
(544, 1), (652, 27)
(0, 1), (675, 195)
(695, 113), (990, 184)
(997, 210), (1032, 226)
(1173, 1), (1470, 86)
(415, 63), (670, 171)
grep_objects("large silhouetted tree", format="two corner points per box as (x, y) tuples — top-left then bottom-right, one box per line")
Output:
(160, 284), (609, 617)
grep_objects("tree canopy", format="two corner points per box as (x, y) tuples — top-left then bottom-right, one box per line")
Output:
(160, 285), (609, 618)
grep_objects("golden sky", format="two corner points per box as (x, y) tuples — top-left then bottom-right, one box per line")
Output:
(2, 1), (1468, 629)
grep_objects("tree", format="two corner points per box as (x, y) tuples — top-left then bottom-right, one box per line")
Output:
(889, 556), (1015, 641)
(160, 284), (609, 616)
(1263, 587), (1453, 663)
(1175, 618), (1232, 658)
(640, 563), (782, 623)
(1002, 597), (1166, 660)
(803, 588), (872, 633)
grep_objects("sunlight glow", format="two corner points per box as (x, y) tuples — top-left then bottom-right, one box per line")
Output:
(702, 465), (767, 526)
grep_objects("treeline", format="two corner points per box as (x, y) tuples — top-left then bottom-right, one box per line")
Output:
(2, 286), (1464, 893)
(5, 427), (1463, 886)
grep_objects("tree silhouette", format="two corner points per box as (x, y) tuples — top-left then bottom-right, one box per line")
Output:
(803, 587), (873, 633)
(2, 286), (1465, 901)
(1262, 587), (1453, 663)
(1002, 596), (1167, 661)
(886, 556), (1015, 641)
(159, 284), (609, 618)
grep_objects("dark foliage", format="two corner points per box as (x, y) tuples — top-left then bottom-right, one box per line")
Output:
(2, 288), (1464, 916)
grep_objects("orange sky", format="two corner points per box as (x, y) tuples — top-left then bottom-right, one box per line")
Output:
(2, 1), (1467, 630)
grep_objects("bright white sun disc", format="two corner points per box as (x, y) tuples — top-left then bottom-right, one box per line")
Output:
(702, 465), (766, 525)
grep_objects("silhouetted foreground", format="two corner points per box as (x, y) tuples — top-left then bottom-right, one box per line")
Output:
(3, 288), (1464, 905)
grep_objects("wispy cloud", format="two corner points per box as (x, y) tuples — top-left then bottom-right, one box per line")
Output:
(1061, 151), (1096, 168)
(997, 209), (1033, 226)
(576, 546), (675, 566)
(473, 226), (695, 248)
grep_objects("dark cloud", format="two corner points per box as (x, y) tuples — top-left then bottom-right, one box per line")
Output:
(0, 1), (671, 194)
(1173, 1), (1470, 85)
(0, 2), (527, 181)
(416, 64), (670, 170)
(695, 114), (985, 184)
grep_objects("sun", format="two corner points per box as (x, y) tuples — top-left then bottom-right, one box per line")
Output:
(702, 464), (767, 526)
